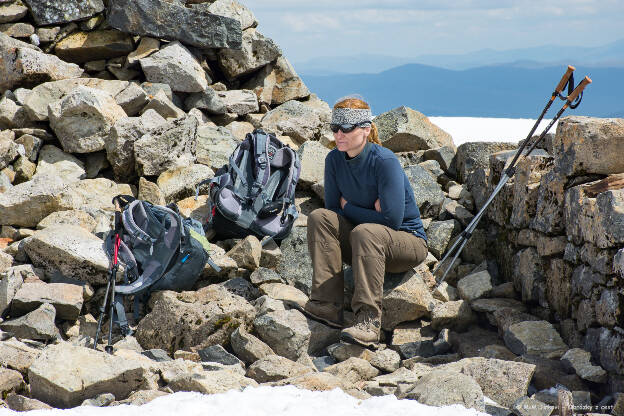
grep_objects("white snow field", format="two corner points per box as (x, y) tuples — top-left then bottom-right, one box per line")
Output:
(0, 117), (549, 416)
(429, 116), (558, 146)
(0, 386), (490, 416)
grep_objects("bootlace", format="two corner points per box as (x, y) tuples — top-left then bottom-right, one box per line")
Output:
(354, 309), (378, 330)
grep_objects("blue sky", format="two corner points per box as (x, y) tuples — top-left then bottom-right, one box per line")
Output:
(242, 1), (624, 63)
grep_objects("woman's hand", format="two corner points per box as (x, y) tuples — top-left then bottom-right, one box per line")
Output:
(374, 199), (381, 212)
(340, 196), (347, 209)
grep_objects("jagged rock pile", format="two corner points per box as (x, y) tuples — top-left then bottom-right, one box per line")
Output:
(0, 0), (622, 414)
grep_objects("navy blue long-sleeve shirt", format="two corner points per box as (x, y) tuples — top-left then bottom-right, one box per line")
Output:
(324, 142), (427, 241)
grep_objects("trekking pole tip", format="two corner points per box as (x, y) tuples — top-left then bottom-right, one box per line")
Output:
(568, 76), (592, 103)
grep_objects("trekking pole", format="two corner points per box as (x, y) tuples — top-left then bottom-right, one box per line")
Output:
(433, 72), (591, 288)
(92, 199), (123, 353)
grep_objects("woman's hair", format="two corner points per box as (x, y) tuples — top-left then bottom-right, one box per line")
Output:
(333, 96), (381, 145)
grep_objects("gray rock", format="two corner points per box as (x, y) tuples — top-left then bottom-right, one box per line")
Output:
(49, 86), (127, 154)
(0, 33), (83, 92)
(0, 97), (29, 129)
(511, 396), (554, 416)
(616, 248), (624, 276)
(403, 369), (485, 411)
(22, 225), (110, 285)
(453, 141), (517, 183)
(195, 124), (239, 170)
(554, 116), (624, 177)
(595, 288), (622, 328)
(261, 99), (324, 144)
(35, 145), (86, 183)
(10, 281), (83, 320)
(115, 83), (148, 116)
(0, 338), (41, 374)
(297, 140), (331, 188)
(28, 343), (144, 408)
(440, 198), (475, 228)
(369, 348), (401, 373)
(504, 321), (568, 359)
(198, 344), (242, 367)
(14, 134), (42, 162)
(561, 348), (607, 384)
(246, 354), (312, 383)
(324, 357), (380, 386)
(0, 266), (25, 315)
(107, 0), (241, 48)
(140, 41), (208, 93)
(457, 270), (492, 301)
(106, 110), (166, 181)
(0, 367), (25, 398)
(431, 300), (475, 331)
(253, 309), (310, 361)
(81, 393), (115, 407)
(218, 28), (281, 80)
(471, 298), (526, 314)
(54, 30), (134, 63)
(243, 56), (310, 106)
(259, 283), (308, 309)
(381, 267), (436, 330)
(250, 267), (282, 286)
(185, 86), (226, 114)
(134, 116), (197, 177)
(207, 0), (257, 30)
(0, 2), (28, 24)
(139, 89), (185, 119)
(375, 106), (454, 152)
(230, 325), (274, 365)
(312, 356), (336, 372)
(135, 286), (255, 352)
(0, 131), (21, 171)
(1, 303), (60, 341)
(156, 164), (213, 203)
(226, 235), (262, 270)
(219, 277), (261, 303)
(4, 394), (51, 411)
(217, 89), (258, 115)
(23, 0), (103, 25)
(23, 78), (129, 122)
(426, 220), (460, 259)
(438, 357), (536, 408)
(141, 349), (172, 362)
(403, 164), (445, 218)
(276, 227), (312, 295)
(424, 146), (456, 173)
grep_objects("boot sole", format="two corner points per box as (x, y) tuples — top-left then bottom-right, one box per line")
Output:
(340, 331), (379, 349)
(286, 301), (344, 329)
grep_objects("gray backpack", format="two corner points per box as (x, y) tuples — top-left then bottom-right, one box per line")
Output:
(104, 196), (219, 334)
(198, 129), (301, 241)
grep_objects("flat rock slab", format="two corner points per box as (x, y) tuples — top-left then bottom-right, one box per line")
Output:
(23, 0), (104, 25)
(504, 320), (568, 359)
(28, 343), (144, 408)
(10, 281), (83, 320)
(561, 348), (607, 384)
(1, 303), (60, 341)
(54, 30), (134, 63)
(23, 225), (110, 285)
(107, 0), (242, 49)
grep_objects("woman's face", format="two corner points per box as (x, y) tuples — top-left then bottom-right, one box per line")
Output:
(334, 125), (371, 156)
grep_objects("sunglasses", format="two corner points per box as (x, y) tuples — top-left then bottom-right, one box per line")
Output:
(329, 123), (368, 133)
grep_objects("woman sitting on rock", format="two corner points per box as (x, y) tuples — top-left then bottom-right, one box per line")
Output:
(300, 96), (428, 348)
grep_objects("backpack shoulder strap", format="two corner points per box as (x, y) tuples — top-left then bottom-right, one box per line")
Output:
(251, 130), (271, 196)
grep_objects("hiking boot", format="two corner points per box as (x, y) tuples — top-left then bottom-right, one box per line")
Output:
(290, 300), (344, 329)
(340, 307), (381, 348)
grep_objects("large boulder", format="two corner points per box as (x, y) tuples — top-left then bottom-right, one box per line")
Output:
(402, 369), (484, 411)
(218, 28), (281, 80)
(453, 141), (517, 183)
(195, 124), (239, 170)
(156, 164), (213, 204)
(554, 116), (624, 177)
(54, 30), (134, 63)
(28, 343), (144, 408)
(34, 145), (86, 183)
(276, 227), (313, 295)
(22, 0), (104, 25)
(375, 106), (454, 152)
(185, 87), (227, 115)
(23, 78), (129, 122)
(253, 309), (310, 361)
(134, 116), (197, 177)
(297, 141), (330, 188)
(403, 164), (445, 218)
(438, 357), (535, 408)
(135, 286), (256, 352)
(207, 0), (257, 30)
(106, 0), (242, 49)
(381, 268), (436, 330)
(261, 100), (325, 144)
(23, 225), (110, 285)
(243, 56), (310, 106)
(504, 320), (568, 359)
(48, 86), (127, 154)
(140, 41), (208, 93)
(10, 281), (83, 320)
(0, 33), (83, 92)
(106, 110), (167, 181)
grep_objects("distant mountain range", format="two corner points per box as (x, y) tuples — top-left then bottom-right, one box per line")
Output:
(293, 39), (624, 75)
(300, 64), (622, 118)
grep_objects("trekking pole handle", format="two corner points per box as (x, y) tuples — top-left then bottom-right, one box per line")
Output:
(555, 65), (575, 95)
(567, 76), (591, 103)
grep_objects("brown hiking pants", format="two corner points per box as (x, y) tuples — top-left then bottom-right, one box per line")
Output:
(307, 208), (428, 317)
